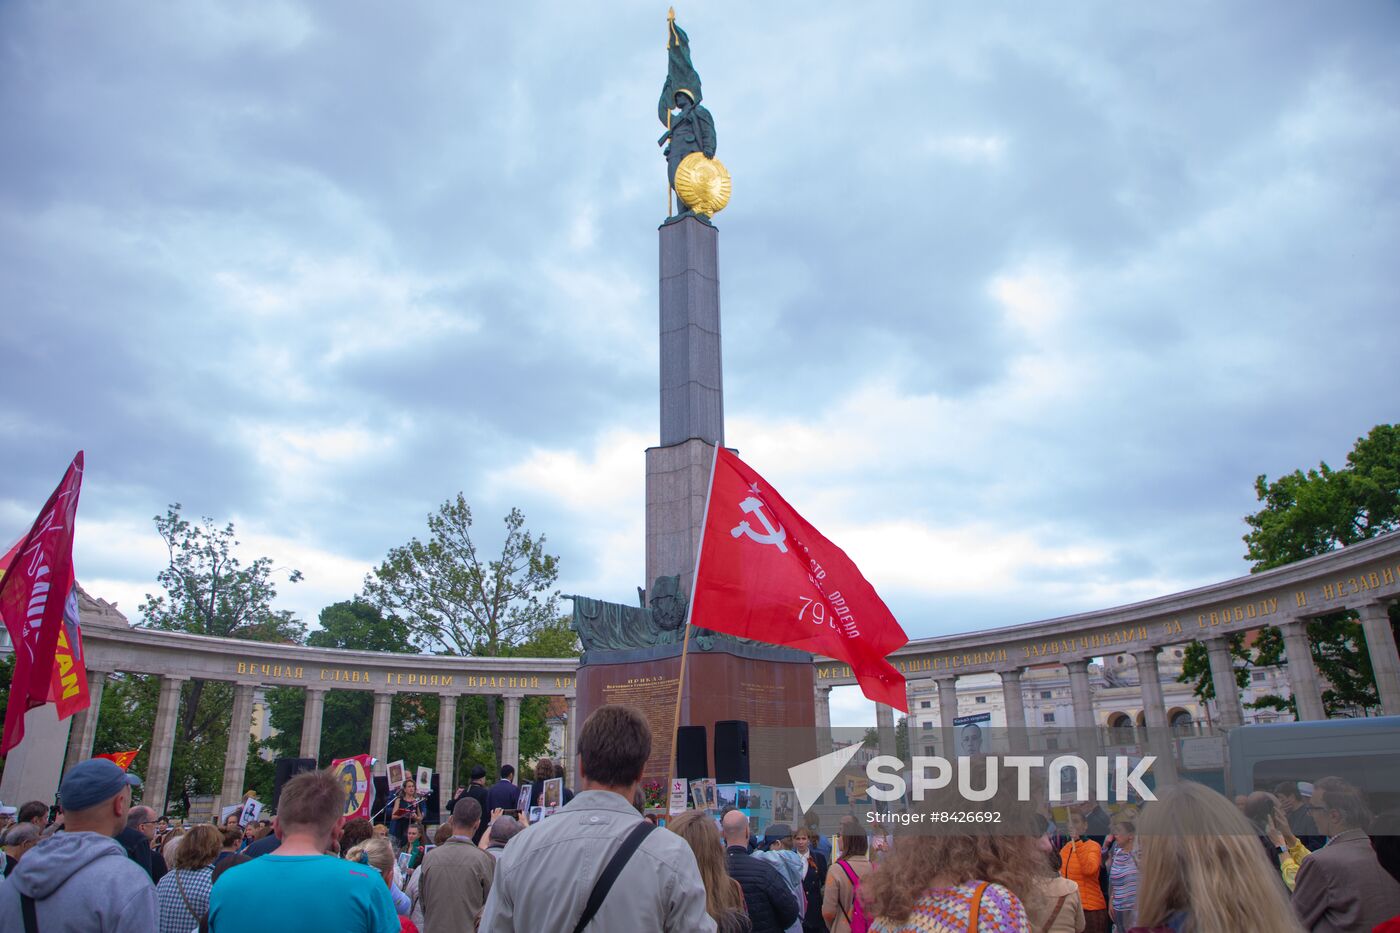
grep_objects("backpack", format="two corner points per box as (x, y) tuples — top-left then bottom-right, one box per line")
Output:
(836, 858), (869, 933)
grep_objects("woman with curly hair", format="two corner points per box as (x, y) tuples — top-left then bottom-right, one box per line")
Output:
(861, 762), (1040, 933)
(1127, 782), (1303, 933)
(667, 809), (752, 932)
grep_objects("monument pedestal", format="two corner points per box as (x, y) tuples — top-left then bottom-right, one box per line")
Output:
(575, 640), (815, 787)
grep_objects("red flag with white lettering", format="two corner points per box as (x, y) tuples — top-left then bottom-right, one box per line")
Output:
(1, 452), (88, 753)
(689, 447), (910, 711)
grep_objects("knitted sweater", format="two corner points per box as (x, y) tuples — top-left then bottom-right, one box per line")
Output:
(869, 881), (1030, 933)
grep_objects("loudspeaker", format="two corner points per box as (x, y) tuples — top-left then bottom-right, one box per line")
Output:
(714, 720), (750, 784)
(372, 776), (390, 822)
(675, 725), (709, 780)
(272, 757), (316, 810)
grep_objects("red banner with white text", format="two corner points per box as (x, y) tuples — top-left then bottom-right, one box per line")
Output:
(1, 452), (88, 753)
(689, 447), (910, 710)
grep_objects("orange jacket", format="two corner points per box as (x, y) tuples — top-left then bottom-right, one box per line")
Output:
(1060, 839), (1106, 911)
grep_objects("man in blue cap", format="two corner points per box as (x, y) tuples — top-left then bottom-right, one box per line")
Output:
(0, 757), (159, 931)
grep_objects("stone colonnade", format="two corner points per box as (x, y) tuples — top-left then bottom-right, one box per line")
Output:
(66, 625), (580, 816)
(815, 533), (1400, 765)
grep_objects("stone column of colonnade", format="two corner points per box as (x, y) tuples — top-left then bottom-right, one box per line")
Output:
(300, 687), (328, 761)
(144, 675), (188, 815)
(999, 669), (1028, 753)
(1279, 620), (1327, 722)
(219, 684), (258, 808)
(501, 695), (522, 780)
(369, 692), (392, 775)
(1063, 658), (1099, 755)
(1132, 648), (1178, 783)
(875, 702), (896, 758)
(435, 693), (459, 790)
(936, 675), (959, 757)
(1357, 600), (1400, 716)
(1203, 637), (1244, 728)
(814, 686), (833, 756)
(565, 694), (579, 785)
(62, 668), (109, 771)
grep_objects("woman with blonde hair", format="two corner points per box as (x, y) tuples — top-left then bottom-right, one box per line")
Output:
(155, 823), (221, 933)
(667, 809), (751, 932)
(346, 836), (419, 933)
(1127, 781), (1303, 933)
(860, 762), (1039, 932)
(160, 826), (185, 867)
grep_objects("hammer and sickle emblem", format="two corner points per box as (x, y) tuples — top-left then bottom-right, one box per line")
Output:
(730, 497), (788, 553)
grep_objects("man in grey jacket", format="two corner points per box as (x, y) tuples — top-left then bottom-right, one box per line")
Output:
(0, 757), (158, 932)
(480, 705), (715, 932)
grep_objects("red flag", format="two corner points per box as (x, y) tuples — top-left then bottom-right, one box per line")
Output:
(0, 542), (91, 723)
(96, 750), (140, 771)
(330, 754), (376, 819)
(1, 452), (87, 753)
(690, 447), (910, 710)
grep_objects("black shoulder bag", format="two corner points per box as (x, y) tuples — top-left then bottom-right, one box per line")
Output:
(570, 820), (656, 933)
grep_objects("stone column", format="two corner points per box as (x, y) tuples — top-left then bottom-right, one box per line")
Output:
(219, 683), (257, 809)
(645, 216), (724, 598)
(1280, 620), (1327, 721)
(565, 694), (579, 785)
(501, 695), (522, 779)
(1133, 648), (1178, 783)
(436, 693), (458, 791)
(144, 675), (187, 815)
(875, 702), (896, 758)
(1000, 669), (1027, 752)
(300, 687), (327, 761)
(1064, 659), (1097, 753)
(814, 686), (833, 755)
(1204, 637), (1244, 729)
(370, 692), (393, 775)
(659, 216), (723, 448)
(63, 668), (108, 771)
(1357, 602), (1400, 716)
(937, 676), (959, 757)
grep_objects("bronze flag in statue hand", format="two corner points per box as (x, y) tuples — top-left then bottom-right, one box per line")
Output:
(658, 10), (728, 222)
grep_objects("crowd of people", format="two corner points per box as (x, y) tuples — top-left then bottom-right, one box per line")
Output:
(1, 705), (1398, 932)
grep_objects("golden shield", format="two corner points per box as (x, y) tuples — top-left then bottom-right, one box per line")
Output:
(674, 152), (732, 216)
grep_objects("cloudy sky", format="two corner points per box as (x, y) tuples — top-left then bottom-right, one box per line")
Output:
(3, 2), (1397, 724)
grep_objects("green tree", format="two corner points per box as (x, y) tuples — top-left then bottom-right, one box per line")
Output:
(362, 497), (560, 758)
(120, 505), (306, 805)
(1234, 425), (1400, 716)
(1244, 425), (1400, 569)
(262, 602), (576, 790)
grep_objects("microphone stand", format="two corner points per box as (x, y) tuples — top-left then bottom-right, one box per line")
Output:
(370, 789), (400, 824)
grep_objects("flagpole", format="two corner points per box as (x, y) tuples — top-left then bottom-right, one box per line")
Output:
(666, 441), (722, 801)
